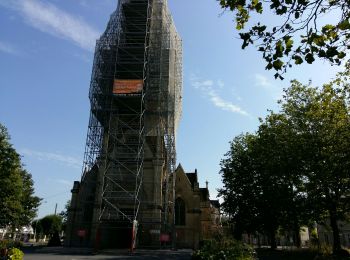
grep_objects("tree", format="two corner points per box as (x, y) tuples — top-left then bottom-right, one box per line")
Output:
(0, 125), (23, 229)
(0, 123), (41, 231)
(281, 79), (350, 252)
(38, 215), (63, 237)
(218, 134), (260, 240)
(19, 169), (41, 226)
(218, 0), (350, 78)
(253, 112), (310, 248)
(59, 200), (70, 232)
(35, 214), (63, 246)
(31, 219), (43, 241)
(219, 72), (350, 252)
(219, 113), (313, 248)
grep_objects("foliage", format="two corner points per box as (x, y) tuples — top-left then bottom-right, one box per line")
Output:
(7, 248), (24, 260)
(58, 200), (70, 231)
(281, 79), (350, 252)
(32, 214), (63, 246)
(192, 239), (256, 260)
(0, 241), (23, 250)
(0, 240), (7, 250)
(218, 134), (261, 240)
(314, 248), (350, 260)
(219, 71), (350, 252)
(47, 231), (62, 247)
(31, 220), (42, 239)
(36, 215), (63, 237)
(218, 0), (350, 78)
(0, 241), (24, 260)
(19, 170), (41, 226)
(0, 125), (23, 228)
(0, 123), (41, 228)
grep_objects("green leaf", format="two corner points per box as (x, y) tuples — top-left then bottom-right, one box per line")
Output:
(305, 53), (315, 64)
(313, 35), (325, 47)
(293, 55), (303, 65)
(326, 47), (338, 57)
(338, 52), (346, 59)
(285, 38), (293, 49)
(266, 62), (273, 70)
(255, 2), (263, 13)
(273, 59), (284, 70)
(338, 19), (350, 30)
(322, 24), (335, 33)
(318, 50), (326, 57)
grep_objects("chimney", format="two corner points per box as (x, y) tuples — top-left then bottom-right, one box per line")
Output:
(206, 180), (208, 189)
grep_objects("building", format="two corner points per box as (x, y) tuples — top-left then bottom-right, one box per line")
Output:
(173, 165), (222, 249)
(65, 0), (182, 249)
(0, 226), (33, 242)
(317, 221), (350, 248)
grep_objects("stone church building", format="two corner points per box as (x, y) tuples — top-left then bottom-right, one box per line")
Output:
(173, 165), (222, 249)
(66, 164), (221, 249)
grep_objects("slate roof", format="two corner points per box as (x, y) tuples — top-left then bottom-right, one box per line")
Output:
(210, 200), (220, 209)
(186, 172), (197, 190)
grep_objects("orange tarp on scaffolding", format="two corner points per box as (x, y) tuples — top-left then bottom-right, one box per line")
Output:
(113, 79), (143, 94)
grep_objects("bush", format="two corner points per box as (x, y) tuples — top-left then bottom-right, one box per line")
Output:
(0, 241), (24, 260)
(192, 239), (256, 260)
(0, 240), (23, 250)
(7, 248), (24, 260)
(47, 231), (62, 247)
(0, 241), (7, 250)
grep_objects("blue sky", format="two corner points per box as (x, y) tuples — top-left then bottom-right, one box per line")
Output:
(0, 0), (342, 218)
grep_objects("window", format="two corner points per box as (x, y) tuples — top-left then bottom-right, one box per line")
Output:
(175, 197), (186, 225)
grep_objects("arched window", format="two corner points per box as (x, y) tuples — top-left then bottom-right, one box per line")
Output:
(175, 197), (186, 225)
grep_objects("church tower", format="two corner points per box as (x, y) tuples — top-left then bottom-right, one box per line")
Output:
(65, 0), (182, 249)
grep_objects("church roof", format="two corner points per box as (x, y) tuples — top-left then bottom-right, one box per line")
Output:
(199, 188), (209, 201)
(210, 200), (220, 209)
(186, 172), (197, 189)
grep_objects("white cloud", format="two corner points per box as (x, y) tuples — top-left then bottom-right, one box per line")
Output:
(209, 92), (249, 116)
(0, 0), (100, 51)
(192, 79), (213, 89)
(20, 148), (81, 169)
(190, 74), (250, 117)
(254, 73), (283, 100)
(0, 41), (18, 55)
(254, 73), (272, 88)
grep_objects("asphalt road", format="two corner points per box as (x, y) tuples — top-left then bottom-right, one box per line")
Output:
(23, 247), (192, 260)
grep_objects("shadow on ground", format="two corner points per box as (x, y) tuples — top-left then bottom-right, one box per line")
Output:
(23, 246), (192, 260)
(256, 248), (350, 260)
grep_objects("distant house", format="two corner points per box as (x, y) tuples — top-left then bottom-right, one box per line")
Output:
(0, 226), (33, 241)
(317, 220), (350, 248)
(174, 165), (222, 249)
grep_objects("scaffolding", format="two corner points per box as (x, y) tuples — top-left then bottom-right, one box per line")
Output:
(145, 0), (182, 243)
(74, 0), (182, 249)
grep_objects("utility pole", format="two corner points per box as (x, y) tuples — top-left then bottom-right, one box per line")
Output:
(54, 203), (57, 215)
